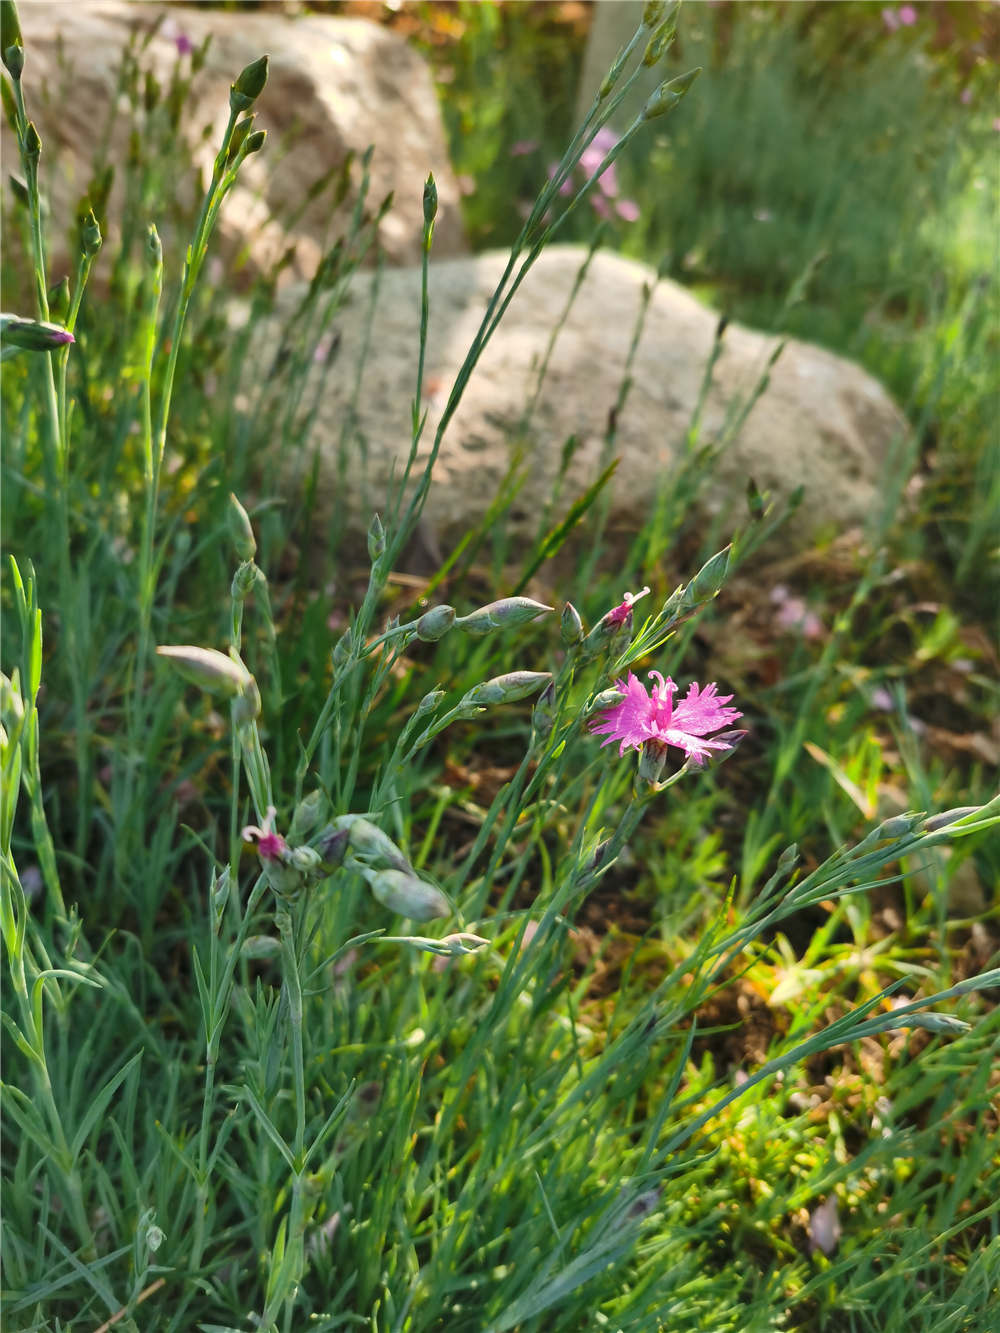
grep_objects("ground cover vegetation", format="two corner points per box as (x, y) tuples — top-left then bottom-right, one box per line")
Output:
(1, 1), (998, 1330)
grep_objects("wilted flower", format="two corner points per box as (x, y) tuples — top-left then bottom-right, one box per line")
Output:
(242, 806), (288, 860)
(590, 670), (742, 765)
(607, 586), (650, 627)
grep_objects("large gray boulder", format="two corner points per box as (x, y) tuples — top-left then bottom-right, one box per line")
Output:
(5, 1), (466, 280)
(258, 246), (905, 549)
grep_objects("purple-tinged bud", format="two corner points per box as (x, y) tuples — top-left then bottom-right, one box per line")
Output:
(363, 867), (449, 922)
(456, 597), (553, 637)
(315, 825), (349, 869)
(921, 806), (980, 834)
(561, 602), (584, 646)
(230, 54), (269, 112)
(416, 604), (455, 642)
(227, 492), (257, 560)
(1, 314), (74, 353)
(641, 66), (701, 121)
(460, 671), (552, 710)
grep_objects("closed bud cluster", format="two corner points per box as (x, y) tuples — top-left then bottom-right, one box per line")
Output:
(362, 866), (449, 922)
(227, 492), (257, 559)
(231, 560), (259, 603)
(456, 597), (553, 637)
(460, 670), (552, 710)
(229, 54), (269, 112)
(415, 604), (455, 642)
(641, 66), (701, 121)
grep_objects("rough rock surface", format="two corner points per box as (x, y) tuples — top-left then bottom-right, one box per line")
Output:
(259, 246), (906, 548)
(5, 1), (465, 280)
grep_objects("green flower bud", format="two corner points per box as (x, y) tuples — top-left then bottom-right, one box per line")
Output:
(587, 687), (625, 716)
(1, 0), (23, 79)
(368, 512), (386, 563)
(229, 54), (269, 112)
(46, 276), (70, 323)
(230, 560), (259, 602)
(456, 597), (553, 637)
(289, 790), (327, 843)
(395, 932), (489, 957)
(227, 492), (257, 559)
(23, 120), (40, 162)
(416, 604), (455, 642)
(921, 806), (979, 834)
(81, 208), (102, 257)
(561, 602), (584, 646)
(460, 671), (552, 710)
(531, 680), (556, 738)
(363, 866), (449, 922)
(231, 673), (261, 728)
(416, 689), (445, 717)
(423, 172), (438, 224)
(156, 644), (253, 698)
(335, 814), (413, 874)
(227, 114), (256, 163)
(243, 128), (267, 156)
(641, 67), (701, 121)
(681, 544), (731, 609)
(642, 3), (679, 66)
(332, 630), (352, 668)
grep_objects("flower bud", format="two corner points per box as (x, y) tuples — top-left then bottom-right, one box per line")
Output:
(368, 512), (386, 563)
(641, 66), (701, 121)
(638, 739), (668, 787)
(642, 4), (679, 66)
(561, 602), (584, 646)
(456, 597), (553, 637)
(289, 789), (327, 843)
(642, 0), (667, 25)
(242, 934), (281, 959)
(681, 544), (731, 609)
(81, 208), (102, 257)
(398, 932), (489, 957)
(363, 867), (449, 922)
(158, 645), (248, 698)
(531, 680), (556, 738)
(230, 560), (259, 601)
(586, 687), (626, 717)
(243, 128), (267, 156)
(416, 689), (445, 717)
(229, 54), (269, 112)
(460, 671), (552, 709)
(0, 314), (74, 353)
(416, 604), (455, 642)
(46, 276), (70, 323)
(227, 492), (257, 560)
(423, 172), (438, 225)
(24, 119), (40, 162)
(332, 630), (352, 669)
(921, 806), (980, 834)
(231, 672), (261, 728)
(210, 865), (230, 933)
(1, 0), (23, 79)
(227, 114), (256, 163)
(334, 814), (413, 874)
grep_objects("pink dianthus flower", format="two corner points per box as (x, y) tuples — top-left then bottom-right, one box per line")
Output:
(590, 670), (742, 766)
(242, 806), (288, 861)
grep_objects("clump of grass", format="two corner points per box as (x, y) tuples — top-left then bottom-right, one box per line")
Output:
(2, 3), (998, 1330)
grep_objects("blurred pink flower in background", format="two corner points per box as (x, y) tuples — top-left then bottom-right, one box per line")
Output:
(510, 140), (539, 157)
(881, 8), (900, 31)
(546, 124), (640, 224)
(770, 585), (823, 640)
(898, 4), (918, 24)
